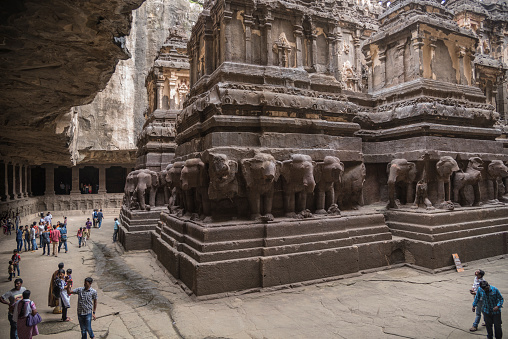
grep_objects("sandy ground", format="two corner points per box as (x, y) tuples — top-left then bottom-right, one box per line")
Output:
(0, 212), (507, 339)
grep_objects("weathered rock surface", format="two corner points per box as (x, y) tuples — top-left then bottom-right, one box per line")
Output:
(0, 0), (145, 165)
(71, 0), (200, 165)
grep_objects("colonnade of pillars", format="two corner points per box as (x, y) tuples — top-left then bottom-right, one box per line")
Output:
(1, 162), (31, 201)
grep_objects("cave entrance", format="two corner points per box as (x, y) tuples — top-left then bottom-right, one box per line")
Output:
(79, 166), (99, 194)
(54, 166), (72, 195)
(31, 166), (45, 196)
(106, 166), (127, 193)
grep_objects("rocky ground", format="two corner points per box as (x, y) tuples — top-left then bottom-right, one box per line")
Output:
(0, 213), (507, 338)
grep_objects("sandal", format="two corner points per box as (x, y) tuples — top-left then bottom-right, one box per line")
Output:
(470, 327), (478, 332)
(63, 317), (72, 322)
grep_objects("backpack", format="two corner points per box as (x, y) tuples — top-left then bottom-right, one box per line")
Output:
(52, 278), (62, 299)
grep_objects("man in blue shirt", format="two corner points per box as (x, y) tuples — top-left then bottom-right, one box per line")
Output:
(113, 218), (119, 243)
(473, 280), (504, 339)
(97, 209), (104, 229)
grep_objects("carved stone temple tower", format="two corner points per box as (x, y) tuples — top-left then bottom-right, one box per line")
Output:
(358, 0), (508, 269)
(118, 0), (508, 297)
(119, 28), (190, 249)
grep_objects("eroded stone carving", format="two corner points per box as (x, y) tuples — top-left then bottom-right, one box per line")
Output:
(281, 154), (316, 218)
(387, 159), (417, 209)
(336, 163), (366, 211)
(314, 156), (344, 215)
(436, 156), (459, 210)
(181, 158), (210, 218)
(207, 153), (239, 200)
(240, 153), (281, 221)
(123, 169), (159, 211)
(167, 161), (185, 213)
(453, 157), (484, 207)
(487, 160), (508, 202)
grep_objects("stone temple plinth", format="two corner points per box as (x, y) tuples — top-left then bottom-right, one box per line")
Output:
(119, 0), (508, 296)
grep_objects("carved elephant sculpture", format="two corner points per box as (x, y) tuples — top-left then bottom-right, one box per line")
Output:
(336, 163), (366, 210)
(159, 164), (173, 206)
(208, 153), (239, 200)
(166, 161), (185, 212)
(487, 160), (508, 202)
(314, 156), (344, 214)
(180, 158), (211, 218)
(241, 153), (281, 221)
(387, 159), (417, 209)
(124, 169), (159, 211)
(436, 156), (459, 208)
(453, 157), (483, 207)
(281, 154), (316, 218)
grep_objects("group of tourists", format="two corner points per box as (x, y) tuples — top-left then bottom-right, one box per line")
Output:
(11, 212), (69, 257)
(469, 269), (504, 339)
(2, 261), (98, 339)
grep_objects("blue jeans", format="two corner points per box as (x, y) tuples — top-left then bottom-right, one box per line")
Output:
(13, 265), (19, 276)
(31, 238), (38, 250)
(23, 239), (30, 251)
(78, 236), (82, 247)
(59, 240), (68, 252)
(78, 313), (94, 339)
(473, 299), (483, 327)
(16, 240), (22, 252)
(42, 241), (50, 255)
(98, 220), (102, 228)
(8, 313), (17, 339)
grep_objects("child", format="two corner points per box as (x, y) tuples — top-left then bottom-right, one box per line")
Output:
(8, 261), (14, 281)
(11, 250), (20, 277)
(82, 231), (88, 247)
(470, 269), (485, 331)
(77, 227), (83, 248)
(65, 269), (73, 289)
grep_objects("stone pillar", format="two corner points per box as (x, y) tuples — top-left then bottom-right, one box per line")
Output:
(156, 76), (165, 110)
(223, 8), (233, 62)
(23, 165), (28, 197)
(18, 164), (23, 198)
(311, 30), (318, 69)
(70, 166), (80, 195)
(27, 165), (32, 196)
(98, 165), (107, 194)
(204, 27), (214, 75)
(264, 14), (273, 66)
(294, 20), (303, 68)
(244, 10), (253, 64)
(457, 46), (467, 85)
(44, 164), (55, 196)
(412, 36), (424, 79)
(3, 162), (8, 201)
(12, 163), (19, 199)
(377, 48), (387, 90)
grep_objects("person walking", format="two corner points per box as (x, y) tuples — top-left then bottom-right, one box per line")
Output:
(11, 250), (20, 277)
(85, 218), (92, 239)
(15, 227), (23, 253)
(22, 226), (30, 252)
(1, 278), (26, 339)
(30, 225), (38, 252)
(58, 222), (68, 254)
(113, 218), (119, 243)
(470, 269), (485, 332)
(77, 227), (84, 248)
(69, 277), (98, 339)
(50, 225), (61, 257)
(48, 263), (64, 314)
(97, 210), (104, 229)
(473, 280), (504, 339)
(13, 290), (40, 339)
(38, 222), (45, 248)
(41, 226), (50, 256)
(15, 213), (20, 231)
(92, 210), (98, 228)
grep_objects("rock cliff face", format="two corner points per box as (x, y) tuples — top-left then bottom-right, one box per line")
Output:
(72, 0), (200, 165)
(0, 0), (146, 165)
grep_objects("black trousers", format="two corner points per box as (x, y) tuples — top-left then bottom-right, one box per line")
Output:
(483, 312), (502, 339)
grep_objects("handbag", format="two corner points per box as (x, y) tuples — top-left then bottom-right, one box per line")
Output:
(26, 312), (42, 326)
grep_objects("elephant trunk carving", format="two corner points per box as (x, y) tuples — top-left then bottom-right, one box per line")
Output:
(281, 154), (316, 218)
(387, 159), (416, 209)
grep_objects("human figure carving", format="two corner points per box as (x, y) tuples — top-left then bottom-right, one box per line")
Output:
(180, 158), (211, 219)
(453, 157), (484, 207)
(436, 156), (459, 209)
(241, 153), (281, 221)
(336, 163), (366, 210)
(487, 160), (508, 202)
(412, 178), (434, 210)
(387, 159), (417, 209)
(281, 154), (316, 218)
(207, 153), (239, 200)
(314, 156), (344, 214)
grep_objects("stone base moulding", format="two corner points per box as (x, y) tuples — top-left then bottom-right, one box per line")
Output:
(385, 205), (508, 269)
(153, 209), (395, 296)
(118, 205), (166, 250)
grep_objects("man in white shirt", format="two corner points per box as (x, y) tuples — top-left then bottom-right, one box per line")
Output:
(44, 212), (52, 225)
